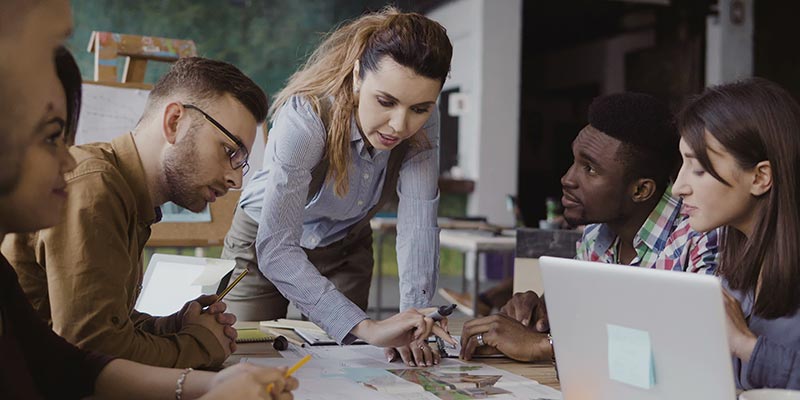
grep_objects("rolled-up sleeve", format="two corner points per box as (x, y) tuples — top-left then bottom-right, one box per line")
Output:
(256, 96), (368, 344)
(746, 336), (800, 389)
(396, 109), (440, 311)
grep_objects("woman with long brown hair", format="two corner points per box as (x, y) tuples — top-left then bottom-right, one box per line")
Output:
(223, 6), (455, 366)
(674, 77), (800, 389)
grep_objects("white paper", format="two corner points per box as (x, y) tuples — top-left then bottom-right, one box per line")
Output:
(241, 345), (562, 400)
(261, 319), (327, 332)
(77, 84), (149, 144)
(136, 262), (202, 316)
(136, 258), (235, 316)
(294, 328), (367, 345)
(191, 259), (236, 286)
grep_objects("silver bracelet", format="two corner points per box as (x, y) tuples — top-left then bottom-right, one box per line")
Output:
(175, 368), (194, 400)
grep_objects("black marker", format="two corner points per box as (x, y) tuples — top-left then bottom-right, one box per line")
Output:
(426, 304), (457, 321)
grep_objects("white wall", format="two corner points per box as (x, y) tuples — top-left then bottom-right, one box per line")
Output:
(706, 0), (753, 85)
(428, 0), (522, 226)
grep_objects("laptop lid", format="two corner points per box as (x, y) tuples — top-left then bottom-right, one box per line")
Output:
(540, 256), (735, 400)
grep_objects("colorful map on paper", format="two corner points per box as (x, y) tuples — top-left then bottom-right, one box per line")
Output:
(241, 345), (562, 400)
(387, 367), (509, 399)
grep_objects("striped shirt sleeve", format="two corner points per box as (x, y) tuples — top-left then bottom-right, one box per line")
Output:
(396, 108), (441, 311)
(255, 96), (367, 344)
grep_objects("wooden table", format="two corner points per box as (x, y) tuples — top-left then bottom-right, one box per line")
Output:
(229, 319), (560, 391)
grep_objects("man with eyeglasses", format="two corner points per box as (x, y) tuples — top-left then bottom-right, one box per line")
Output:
(2, 57), (266, 369)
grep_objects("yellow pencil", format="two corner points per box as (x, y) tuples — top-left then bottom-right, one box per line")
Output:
(266, 355), (312, 393)
(216, 269), (248, 302)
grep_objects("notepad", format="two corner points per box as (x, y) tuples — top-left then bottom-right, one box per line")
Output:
(236, 328), (275, 343)
(294, 328), (367, 345)
(260, 319), (327, 332)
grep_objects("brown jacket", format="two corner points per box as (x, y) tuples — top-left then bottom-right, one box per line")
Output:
(1, 133), (225, 368)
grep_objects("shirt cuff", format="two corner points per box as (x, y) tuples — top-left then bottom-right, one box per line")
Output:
(309, 289), (369, 345)
(400, 299), (432, 313)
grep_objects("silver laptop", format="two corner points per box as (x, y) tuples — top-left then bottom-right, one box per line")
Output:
(540, 256), (736, 400)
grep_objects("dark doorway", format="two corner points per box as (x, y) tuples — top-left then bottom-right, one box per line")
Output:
(517, 0), (710, 225)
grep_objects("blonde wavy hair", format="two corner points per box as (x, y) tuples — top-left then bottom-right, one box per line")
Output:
(271, 6), (452, 196)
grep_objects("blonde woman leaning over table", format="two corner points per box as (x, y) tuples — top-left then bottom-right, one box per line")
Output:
(222, 6), (456, 368)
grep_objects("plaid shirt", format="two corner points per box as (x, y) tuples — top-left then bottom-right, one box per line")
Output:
(576, 186), (718, 273)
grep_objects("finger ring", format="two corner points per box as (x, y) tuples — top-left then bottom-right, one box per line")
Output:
(419, 344), (427, 350)
(476, 333), (486, 346)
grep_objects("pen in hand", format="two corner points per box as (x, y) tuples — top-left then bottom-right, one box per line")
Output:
(217, 269), (248, 302)
(426, 304), (458, 345)
(266, 355), (311, 393)
(388, 304), (460, 363)
(202, 269), (248, 312)
(426, 304), (457, 321)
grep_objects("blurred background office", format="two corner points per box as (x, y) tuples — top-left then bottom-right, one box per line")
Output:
(66, 0), (792, 311)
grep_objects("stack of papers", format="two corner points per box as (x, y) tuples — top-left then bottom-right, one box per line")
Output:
(294, 328), (367, 345)
(261, 319), (367, 345)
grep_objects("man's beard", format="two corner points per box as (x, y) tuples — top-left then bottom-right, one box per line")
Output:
(162, 133), (206, 212)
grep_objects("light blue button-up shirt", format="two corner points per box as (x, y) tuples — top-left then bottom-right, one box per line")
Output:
(239, 96), (441, 343)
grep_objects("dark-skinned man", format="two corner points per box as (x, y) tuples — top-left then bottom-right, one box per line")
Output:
(460, 92), (719, 361)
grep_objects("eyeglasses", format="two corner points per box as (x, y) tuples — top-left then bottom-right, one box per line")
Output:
(182, 104), (250, 176)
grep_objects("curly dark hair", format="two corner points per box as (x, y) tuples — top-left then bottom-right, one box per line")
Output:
(588, 92), (679, 187)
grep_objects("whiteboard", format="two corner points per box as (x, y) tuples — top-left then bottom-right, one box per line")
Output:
(76, 82), (266, 187)
(76, 83), (150, 145)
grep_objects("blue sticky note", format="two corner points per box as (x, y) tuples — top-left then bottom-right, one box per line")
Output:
(607, 324), (656, 389)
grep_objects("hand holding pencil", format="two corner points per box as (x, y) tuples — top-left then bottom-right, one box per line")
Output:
(266, 355), (311, 394)
(202, 362), (300, 400)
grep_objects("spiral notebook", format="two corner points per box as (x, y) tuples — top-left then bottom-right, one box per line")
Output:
(236, 328), (275, 343)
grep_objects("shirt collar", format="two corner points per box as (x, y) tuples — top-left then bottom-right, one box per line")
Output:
(593, 184), (681, 255)
(634, 184), (681, 253)
(110, 133), (159, 225)
(349, 114), (387, 160)
(350, 115), (363, 143)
